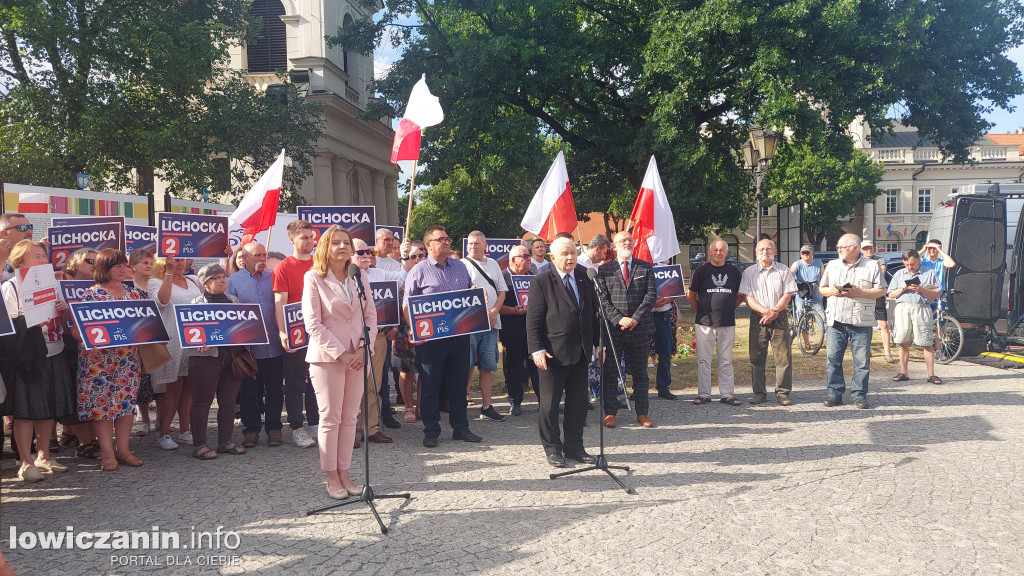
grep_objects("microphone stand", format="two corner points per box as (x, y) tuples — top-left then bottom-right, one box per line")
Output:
(549, 269), (634, 494)
(307, 265), (411, 533)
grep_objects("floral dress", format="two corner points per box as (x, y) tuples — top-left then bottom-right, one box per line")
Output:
(77, 285), (143, 421)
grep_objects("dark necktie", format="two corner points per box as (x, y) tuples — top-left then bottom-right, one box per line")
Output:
(564, 274), (579, 307)
(622, 259), (629, 287)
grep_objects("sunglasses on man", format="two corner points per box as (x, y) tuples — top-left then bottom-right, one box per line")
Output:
(355, 249), (374, 256)
(2, 224), (32, 232)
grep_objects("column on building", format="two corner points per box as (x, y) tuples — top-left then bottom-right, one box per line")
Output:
(332, 157), (353, 206)
(353, 166), (372, 207)
(863, 200), (875, 246)
(385, 175), (399, 226)
(372, 170), (387, 226)
(313, 152), (335, 206)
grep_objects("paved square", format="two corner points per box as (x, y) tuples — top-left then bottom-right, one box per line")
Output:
(2, 360), (1022, 575)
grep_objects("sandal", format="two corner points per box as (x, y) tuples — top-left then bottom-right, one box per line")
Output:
(116, 452), (144, 467)
(216, 441), (246, 455)
(76, 440), (101, 459)
(404, 410), (417, 423)
(692, 396), (711, 405)
(884, 354), (895, 363)
(60, 433), (80, 448)
(719, 396), (742, 406)
(99, 458), (119, 472)
(893, 373), (909, 382)
(192, 446), (218, 460)
(927, 375), (943, 385)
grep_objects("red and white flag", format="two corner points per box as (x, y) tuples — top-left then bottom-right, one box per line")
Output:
(391, 74), (444, 163)
(629, 155), (679, 263)
(229, 149), (284, 246)
(521, 151), (577, 241)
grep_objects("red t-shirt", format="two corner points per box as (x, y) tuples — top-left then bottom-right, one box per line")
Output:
(272, 256), (314, 303)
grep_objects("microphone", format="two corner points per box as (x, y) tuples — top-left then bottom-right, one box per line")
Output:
(348, 263), (366, 299)
(587, 267), (607, 298)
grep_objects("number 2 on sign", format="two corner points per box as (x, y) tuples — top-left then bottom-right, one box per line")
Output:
(162, 237), (179, 256)
(290, 327), (305, 347)
(416, 319), (434, 339)
(88, 327), (110, 346)
(185, 327), (205, 345)
(53, 251), (68, 267)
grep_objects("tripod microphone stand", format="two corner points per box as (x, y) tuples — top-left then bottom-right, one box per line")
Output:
(307, 264), (411, 533)
(549, 268), (635, 494)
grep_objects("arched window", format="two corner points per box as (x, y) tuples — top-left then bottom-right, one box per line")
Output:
(247, 0), (287, 73)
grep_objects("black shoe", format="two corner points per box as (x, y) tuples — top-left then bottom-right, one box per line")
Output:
(453, 429), (482, 443)
(422, 436), (438, 448)
(854, 397), (870, 409)
(628, 393), (635, 401)
(824, 397), (843, 407)
(587, 401), (595, 411)
(382, 416), (402, 429)
(509, 403), (522, 416)
(566, 450), (597, 464)
(657, 389), (678, 400)
(547, 453), (566, 468)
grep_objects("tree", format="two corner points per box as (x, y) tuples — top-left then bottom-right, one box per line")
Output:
(0, 0), (323, 202)
(337, 0), (1023, 240)
(764, 134), (887, 248)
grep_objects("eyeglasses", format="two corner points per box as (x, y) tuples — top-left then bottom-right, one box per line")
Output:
(409, 253), (426, 260)
(511, 255), (527, 260)
(428, 237), (452, 244)
(355, 249), (373, 256)
(800, 251), (811, 255)
(836, 245), (858, 251)
(84, 258), (96, 265)
(2, 224), (32, 232)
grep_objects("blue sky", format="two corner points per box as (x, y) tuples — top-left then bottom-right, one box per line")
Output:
(984, 45), (1024, 133)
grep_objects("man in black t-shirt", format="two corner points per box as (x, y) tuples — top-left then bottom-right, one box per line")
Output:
(686, 240), (743, 405)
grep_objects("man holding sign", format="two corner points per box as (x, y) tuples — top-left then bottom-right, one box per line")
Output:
(403, 226), (482, 448)
(499, 245), (538, 416)
(1, 213), (35, 283)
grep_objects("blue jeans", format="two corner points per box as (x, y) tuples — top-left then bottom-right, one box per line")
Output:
(825, 322), (872, 400)
(653, 311), (673, 391)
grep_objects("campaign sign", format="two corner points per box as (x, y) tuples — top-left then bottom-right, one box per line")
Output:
(173, 303), (270, 349)
(375, 225), (403, 245)
(370, 280), (400, 327)
(60, 280), (134, 304)
(283, 302), (308, 350)
(49, 221), (123, 269)
(0, 299), (13, 337)
(156, 213), (230, 258)
(461, 238), (522, 271)
(296, 206), (375, 247)
(125, 225), (158, 254)
(407, 288), (490, 343)
(653, 264), (687, 298)
(509, 275), (533, 306)
(51, 215), (125, 229)
(69, 299), (170, 350)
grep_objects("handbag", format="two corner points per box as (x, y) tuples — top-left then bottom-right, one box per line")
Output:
(138, 343), (172, 374)
(230, 347), (258, 379)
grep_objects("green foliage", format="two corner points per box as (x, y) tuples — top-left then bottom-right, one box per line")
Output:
(0, 0), (322, 200)
(338, 0), (1022, 240)
(764, 134), (887, 246)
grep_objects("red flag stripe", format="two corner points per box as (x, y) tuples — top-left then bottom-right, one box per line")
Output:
(537, 182), (577, 241)
(391, 118), (422, 163)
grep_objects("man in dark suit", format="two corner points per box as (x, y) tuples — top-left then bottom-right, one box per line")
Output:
(595, 231), (657, 428)
(527, 237), (601, 467)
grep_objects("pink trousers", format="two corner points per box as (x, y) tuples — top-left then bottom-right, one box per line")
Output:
(309, 353), (365, 472)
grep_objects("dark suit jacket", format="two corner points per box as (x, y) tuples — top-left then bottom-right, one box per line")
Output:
(595, 257), (657, 345)
(526, 266), (600, 367)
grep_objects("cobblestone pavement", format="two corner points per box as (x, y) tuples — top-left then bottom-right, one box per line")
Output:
(2, 358), (1022, 575)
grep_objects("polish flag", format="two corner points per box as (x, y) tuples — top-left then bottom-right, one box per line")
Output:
(229, 149), (284, 246)
(391, 74), (444, 163)
(521, 151), (577, 241)
(628, 156), (679, 263)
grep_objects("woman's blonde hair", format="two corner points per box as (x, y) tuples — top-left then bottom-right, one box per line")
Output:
(64, 248), (97, 278)
(312, 225), (353, 278)
(151, 258), (168, 279)
(8, 240), (48, 269)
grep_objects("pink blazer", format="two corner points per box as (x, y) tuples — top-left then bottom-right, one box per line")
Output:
(302, 269), (377, 364)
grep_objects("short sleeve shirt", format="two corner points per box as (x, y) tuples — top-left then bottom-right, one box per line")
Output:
(889, 267), (939, 305)
(819, 256), (887, 327)
(464, 257), (508, 330)
(739, 261), (798, 308)
(689, 263), (741, 327)
(272, 256), (314, 304)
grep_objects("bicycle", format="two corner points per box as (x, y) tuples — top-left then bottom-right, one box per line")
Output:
(933, 289), (964, 364)
(788, 281), (826, 355)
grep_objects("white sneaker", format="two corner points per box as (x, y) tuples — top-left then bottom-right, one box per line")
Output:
(292, 427), (316, 448)
(158, 435), (179, 450)
(178, 431), (193, 445)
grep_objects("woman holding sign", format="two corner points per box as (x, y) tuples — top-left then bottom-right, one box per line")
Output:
(302, 225), (376, 499)
(1, 240), (75, 482)
(76, 248), (144, 471)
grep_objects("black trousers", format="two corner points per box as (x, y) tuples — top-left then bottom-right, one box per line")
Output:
(537, 355), (589, 456)
(602, 337), (650, 415)
(501, 336), (539, 404)
(283, 350), (318, 430)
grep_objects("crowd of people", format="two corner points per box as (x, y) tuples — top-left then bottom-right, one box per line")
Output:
(0, 208), (951, 486)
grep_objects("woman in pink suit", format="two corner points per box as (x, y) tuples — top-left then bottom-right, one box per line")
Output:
(302, 225), (377, 500)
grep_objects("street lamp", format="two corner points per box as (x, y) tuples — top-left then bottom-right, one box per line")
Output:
(742, 126), (781, 251)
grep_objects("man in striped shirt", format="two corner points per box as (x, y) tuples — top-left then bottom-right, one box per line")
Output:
(403, 226), (482, 448)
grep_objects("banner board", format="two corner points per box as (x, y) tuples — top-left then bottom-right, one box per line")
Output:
(172, 303), (270, 348)
(461, 238), (523, 271)
(156, 213), (230, 258)
(370, 280), (400, 327)
(48, 221), (123, 268)
(296, 206), (375, 247)
(653, 264), (687, 299)
(69, 299), (170, 350)
(509, 275), (533, 306)
(406, 288), (490, 342)
(125, 225), (158, 254)
(283, 302), (308, 350)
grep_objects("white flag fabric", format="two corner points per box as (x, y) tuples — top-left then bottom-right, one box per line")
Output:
(521, 151), (577, 241)
(629, 155), (679, 263)
(391, 74), (444, 163)
(228, 149), (285, 245)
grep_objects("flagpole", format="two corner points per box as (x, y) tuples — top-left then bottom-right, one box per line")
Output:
(404, 160), (418, 240)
